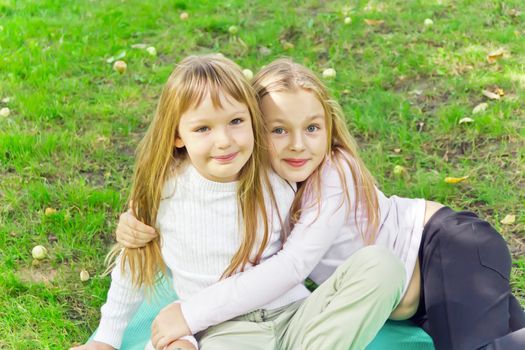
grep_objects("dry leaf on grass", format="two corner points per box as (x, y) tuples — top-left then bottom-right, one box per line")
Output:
(106, 51), (126, 64)
(482, 90), (501, 100)
(501, 214), (516, 225)
(508, 9), (521, 18)
(281, 41), (295, 50)
(444, 176), (469, 184)
(45, 207), (57, 215)
(364, 19), (385, 26)
(487, 48), (506, 64)
(259, 46), (272, 56)
(459, 117), (474, 124)
(131, 43), (147, 49)
(472, 102), (488, 114)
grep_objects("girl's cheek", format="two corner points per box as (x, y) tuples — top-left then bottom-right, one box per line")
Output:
(269, 138), (283, 155)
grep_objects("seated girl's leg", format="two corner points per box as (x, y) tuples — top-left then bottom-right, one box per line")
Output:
(509, 294), (525, 330)
(197, 319), (277, 350)
(390, 259), (421, 320)
(280, 245), (406, 350)
(416, 207), (525, 350)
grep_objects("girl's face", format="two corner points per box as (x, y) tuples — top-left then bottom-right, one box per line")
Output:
(175, 92), (254, 182)
(261, 89), (328, 183)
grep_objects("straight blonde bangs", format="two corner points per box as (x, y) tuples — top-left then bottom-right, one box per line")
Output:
(106, 54), (276, 292)
(174, 55), (259, 118)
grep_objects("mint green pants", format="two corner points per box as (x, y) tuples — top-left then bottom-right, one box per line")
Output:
(197, 245), (406, 350)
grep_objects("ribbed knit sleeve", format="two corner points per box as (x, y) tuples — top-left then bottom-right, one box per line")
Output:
(180, 164), (350, 334)
(92, 254), (145, 349)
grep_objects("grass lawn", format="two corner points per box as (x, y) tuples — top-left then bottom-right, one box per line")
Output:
(1, 0), (524, 348)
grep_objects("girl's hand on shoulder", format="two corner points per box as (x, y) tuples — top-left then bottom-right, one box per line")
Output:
(69, 340), (115, 350)
(116, 209), (157, 248)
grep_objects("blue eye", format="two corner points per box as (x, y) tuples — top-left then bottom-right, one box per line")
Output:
(230, 118), (243, 125)
(272, 127), (286, 135)
(195, 126), (210, 133)
(306, 124), (320, 133)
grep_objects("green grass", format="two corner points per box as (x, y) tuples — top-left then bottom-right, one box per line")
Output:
(1, 0), (524, 348)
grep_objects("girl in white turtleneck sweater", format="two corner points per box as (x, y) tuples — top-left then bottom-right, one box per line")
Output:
(74, 55), (406, 350)
(118, 59), (525, 350)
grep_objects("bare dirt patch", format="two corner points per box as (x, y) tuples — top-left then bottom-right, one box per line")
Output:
(17, 264), (58, 285)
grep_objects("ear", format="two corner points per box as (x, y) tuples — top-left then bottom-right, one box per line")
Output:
(174, 136), (185, 148)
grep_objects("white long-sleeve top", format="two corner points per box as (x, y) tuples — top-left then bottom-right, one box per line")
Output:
(181, 154), (426, 334)
(93, 163), (310, 348)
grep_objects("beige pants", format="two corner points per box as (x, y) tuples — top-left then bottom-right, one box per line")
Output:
(197, 245), (406, 350)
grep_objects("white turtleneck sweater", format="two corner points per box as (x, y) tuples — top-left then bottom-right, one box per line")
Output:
(179, 154), (425, 335)
(93, 163), (310, 349)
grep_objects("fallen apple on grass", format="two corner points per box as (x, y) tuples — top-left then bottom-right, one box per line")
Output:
(393, 165), (407, 177)
(0, 107), (10, 117)
(80, 270), (90, 282)
(322, 68), (336, 79)
(242, 69), (253, 80)
(228, 25), (238, 35)
(32, 245), (48, 260)
(113, 60), (127, 74)
(146, 46), (157, 56)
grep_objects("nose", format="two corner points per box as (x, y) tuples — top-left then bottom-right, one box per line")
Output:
(215, 128), (232, 149)
(290, 131), (305, 152)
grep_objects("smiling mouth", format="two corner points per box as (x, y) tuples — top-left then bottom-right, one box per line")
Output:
(213, 152), (239, 163)
(284, 158), (308, 168)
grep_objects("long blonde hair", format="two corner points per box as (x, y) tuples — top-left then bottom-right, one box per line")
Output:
(252, 58), (379, 244)
(108, 54), (275, 290)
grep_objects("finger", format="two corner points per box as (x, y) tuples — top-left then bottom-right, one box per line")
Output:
(116, 228), (153, 245)
(116, 223), (156, 244)
(151, 322), (161, 348)
(153, 336), (166, 350)
(151, 319), (157, 337)
(129, 228), (157, 241)
(117, 238), (142, 249)
(115, 228), (146, 247)
(151, 334), (161, 350)
(123, 212), (157, 235)
(156, 335), (173, 350)
(130, 220), (157, 236)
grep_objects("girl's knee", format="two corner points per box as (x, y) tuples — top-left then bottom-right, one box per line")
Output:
(354, 246), (404, 274)
(368, 248), (405, 290)
(341, 246), (406, 291)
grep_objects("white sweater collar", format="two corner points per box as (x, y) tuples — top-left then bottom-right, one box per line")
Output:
(162, 161), (239, 197)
